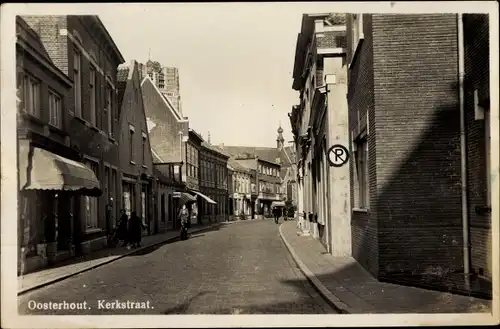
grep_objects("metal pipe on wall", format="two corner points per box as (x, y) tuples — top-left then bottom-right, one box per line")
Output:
(458, 13), (471, 276)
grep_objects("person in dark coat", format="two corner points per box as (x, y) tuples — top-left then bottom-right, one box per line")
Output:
(128, 211), (145, 248)
(272, 207), (281, 224)
(117, 209), (129, 246)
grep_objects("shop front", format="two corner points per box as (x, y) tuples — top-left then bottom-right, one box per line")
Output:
(18, 140), (102, 275)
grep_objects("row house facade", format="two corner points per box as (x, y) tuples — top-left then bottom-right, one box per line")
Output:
(344, 13), (492, 294)
(228, 158), (252, 220)
(116, 60), (154, 236)
(184, 129), (204, 224)
(290, 13), (350, 254)
(140, 73), (189, 230)
(17, 15), (126, 273)
(199, 142), (230, 223)
(221, 125), (298, 212)
(230, 155), (284, 219)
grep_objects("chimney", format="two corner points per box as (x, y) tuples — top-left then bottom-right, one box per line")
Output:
(219, 143), (224, 149)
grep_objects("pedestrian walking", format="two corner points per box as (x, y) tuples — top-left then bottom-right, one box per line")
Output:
(273, 207), (281, 224)
(178, 204), (190, 240)
(128, 211), (145, 248)
(117, 209), (129, 246)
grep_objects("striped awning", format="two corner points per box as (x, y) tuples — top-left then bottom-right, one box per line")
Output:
(19, 142), (101, 196)
(177, 192), (197, 207)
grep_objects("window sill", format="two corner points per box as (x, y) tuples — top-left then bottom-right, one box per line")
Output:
(130, 161), (136, 165)
(74, 115), (87, 124)
(84, 228), (103, 234)
(142, 165), (148, 169)
(48, 123), (68, 136)
(21, 111), (44, 125)
(352, 208), (368, 213)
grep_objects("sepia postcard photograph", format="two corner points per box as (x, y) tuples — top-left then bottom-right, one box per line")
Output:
(1, 1), (499, 328)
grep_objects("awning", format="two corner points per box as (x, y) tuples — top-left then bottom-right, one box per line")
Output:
(176, 192), (197, 206)
(191, 191), (217, 204)
(19, 144), (102, 196)
(271, 201), (286, 208)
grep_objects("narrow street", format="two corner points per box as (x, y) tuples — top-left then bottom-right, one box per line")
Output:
(18, 220), (337, 315)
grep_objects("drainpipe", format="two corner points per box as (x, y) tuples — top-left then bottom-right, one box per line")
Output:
(458, 13), (471, 277)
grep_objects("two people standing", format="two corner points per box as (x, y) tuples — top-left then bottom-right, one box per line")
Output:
(117, 209), (146, 249)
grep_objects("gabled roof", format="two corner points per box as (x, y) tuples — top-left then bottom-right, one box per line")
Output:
(140, 76), (186, 122)
(201, 142), (230, 159)
(228, 158), (250, 173)
(221, 145), (296, 167)
(116, 66), (130, 113)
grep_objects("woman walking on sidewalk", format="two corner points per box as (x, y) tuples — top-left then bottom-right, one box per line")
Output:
(128, 211), (145, 249)
(117, 209), (129, 247)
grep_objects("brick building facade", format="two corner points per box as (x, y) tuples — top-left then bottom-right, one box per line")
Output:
(20, 15), (125, 258)
(346, 13), (492, 287)
(199, 142), (229, 223)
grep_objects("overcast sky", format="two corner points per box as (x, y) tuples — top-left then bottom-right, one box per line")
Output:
(96, 3), (345, 147)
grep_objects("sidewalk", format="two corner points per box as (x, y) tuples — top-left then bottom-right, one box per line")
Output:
(18, 222), (221, 295)
(279, 220), (492, 314)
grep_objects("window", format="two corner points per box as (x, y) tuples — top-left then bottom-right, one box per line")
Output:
(22, 74), (40, 117)
(129, 125), (135, 162)
(354, 137), (369, 209)
(48, 90), (62, 128)
(84, 160), (99, 230)
(106, 85), (113, 137)
(142, 132), (147, 164)
(89, 67), (96, 125)
(148, 72), (153, 79)
(73, 50), (82, 117)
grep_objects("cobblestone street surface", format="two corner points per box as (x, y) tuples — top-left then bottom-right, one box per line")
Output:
(18, 220), (336, 315)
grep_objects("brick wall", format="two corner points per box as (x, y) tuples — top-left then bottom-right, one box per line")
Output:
(347, 14), (379, 275)
(371, 14), (463, 276)
(21, 15), (69, 74)
(141, 77), (188, 163)
(463, 14), (492, 279)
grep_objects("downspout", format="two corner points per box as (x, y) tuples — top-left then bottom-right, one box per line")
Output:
(458, 13), (471, 277)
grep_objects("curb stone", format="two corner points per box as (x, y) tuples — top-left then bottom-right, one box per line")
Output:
(278, 223), (354, 314)
(18, 223), (221, 296)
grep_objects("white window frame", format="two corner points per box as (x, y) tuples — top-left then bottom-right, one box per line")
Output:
(48, 89), (62, 128)
(354, 136), (369, 210)
(73, 49), (82, 117)
(89, 66), (96, 125)
(142, 132), (147, 164)
(129, 125), (135, 163)
(22, 74), (41, 117)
